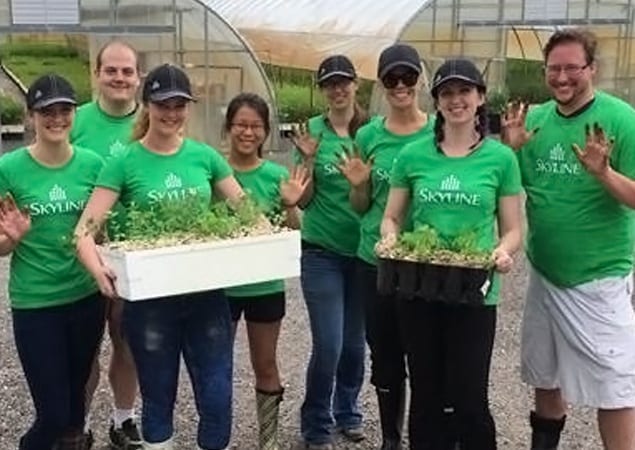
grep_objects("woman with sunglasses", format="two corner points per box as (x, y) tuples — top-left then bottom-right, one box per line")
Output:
(338, 43), (434, 450)
(380, 59), (523, 449)
(75, 64), (245, 450)
(292, 55), (369, 450)
(0, 74), (106, 450)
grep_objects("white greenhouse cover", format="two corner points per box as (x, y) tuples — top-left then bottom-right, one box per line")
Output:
(205, 0), (432, 79)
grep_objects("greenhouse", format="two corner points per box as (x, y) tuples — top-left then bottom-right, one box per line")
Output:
(0, 0), (279, 151)
(209, 0), (635, 108)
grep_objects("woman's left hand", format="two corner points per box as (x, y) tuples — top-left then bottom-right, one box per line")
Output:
(491, 247), (514, 273)
(280, 165), (310, 207)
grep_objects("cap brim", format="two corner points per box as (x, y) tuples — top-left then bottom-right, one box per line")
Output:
(148, 91), (196, 102)
(379, 61), (422, 79)
(431, 75), (485, 95)
(31, 97), (77, 110)
(316, 71), (356, 84)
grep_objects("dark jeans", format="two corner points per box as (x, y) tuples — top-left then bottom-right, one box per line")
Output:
(300, 246), (366, 445)
(12, 293), (106, 450)
(398, 299), (497, 450)
(122, 290), (233, 449)
(356, 259), (406, 389)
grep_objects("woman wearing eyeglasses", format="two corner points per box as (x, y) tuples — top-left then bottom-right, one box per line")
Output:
(223, 92), (309, 450)
(337, 43), (434, 450)
(0, 74), (106, 450)
(292, 55), (369, 450)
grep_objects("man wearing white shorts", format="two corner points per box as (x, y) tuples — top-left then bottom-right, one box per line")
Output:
(503, 28), (635, 450)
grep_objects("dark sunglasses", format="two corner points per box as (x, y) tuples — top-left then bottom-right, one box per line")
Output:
(381, 70), (419, 89)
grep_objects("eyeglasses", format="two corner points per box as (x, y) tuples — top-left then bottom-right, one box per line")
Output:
(381, 70), (419, 89)
(544, 63), (590, 77)
(231, 122), (266, 132)
(318, 76), (353, 90)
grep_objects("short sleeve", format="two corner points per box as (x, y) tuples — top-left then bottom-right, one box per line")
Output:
(208, 147), (233, 184)
(498, 147), (523, 197)
(613, 110), (635, 180)
(96, 152), (126, 193)
(0, 157), (11, 197)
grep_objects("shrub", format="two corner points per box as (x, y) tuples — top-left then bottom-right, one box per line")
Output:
(0, 94), (25, 125)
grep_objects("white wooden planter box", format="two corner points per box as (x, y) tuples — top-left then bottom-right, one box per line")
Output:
(98, 230), (301, 301)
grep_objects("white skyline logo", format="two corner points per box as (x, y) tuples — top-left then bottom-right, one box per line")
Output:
(440, 174), (461, 191)
(164, 173), (183, 189)
(550, 143), (566, 162)
(109, 140), (126, 156)
(49, 184), (67, 202)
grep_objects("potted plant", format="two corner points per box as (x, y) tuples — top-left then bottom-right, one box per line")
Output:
(485, 88), (509, 135)
(375, 225), (493, 305)
(93, 197), (300, 301)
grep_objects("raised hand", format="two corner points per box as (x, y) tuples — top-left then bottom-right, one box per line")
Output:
(280, 165), (311, 207)
(290, 122), (322, 159)
(572, 123), (613, 177)
(0, 194), (31, 243)
(491, 247), (514, 273)
(500, 101), (537, 151)
(337, 144), (374, 187)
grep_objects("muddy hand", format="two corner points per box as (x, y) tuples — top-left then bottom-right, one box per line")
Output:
(337, 144), (374, 187)
(0, 193), (31, 243)
(290, 122), (322, 159)
(500, 101), (537, 151)
(572, 122), (613, 177)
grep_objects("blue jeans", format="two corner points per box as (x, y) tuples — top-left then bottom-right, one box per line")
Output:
(123, 290), (233, 449)
(300, 246), (366, 445)
(12, 293), (105, 450)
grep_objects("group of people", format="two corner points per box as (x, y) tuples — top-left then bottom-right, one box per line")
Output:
(1, 26), (635, 450)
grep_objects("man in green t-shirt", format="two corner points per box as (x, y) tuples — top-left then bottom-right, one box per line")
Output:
(502, 29), (635, 450)
(71, 40), (142, 449)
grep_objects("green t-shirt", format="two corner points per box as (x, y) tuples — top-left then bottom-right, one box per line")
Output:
(519, 91), (635, 287)
(296, 115), (361, 256)
(226, 160), (289, 298)
(70, 101), (137, 159)
(391, 136), (522, 305)
(355, 115), (435, 265)
(0, 147), (102, 309)
(97, 138), (232, 212)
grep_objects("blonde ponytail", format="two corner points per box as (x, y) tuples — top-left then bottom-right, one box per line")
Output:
(130, 106), (149, 141)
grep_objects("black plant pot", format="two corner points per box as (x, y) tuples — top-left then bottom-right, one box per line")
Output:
(377, 258), (492, 306)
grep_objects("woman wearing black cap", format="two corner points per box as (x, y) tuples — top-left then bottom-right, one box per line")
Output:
(338, 43), (434, 450)
(292, 54), (369, 449)
(379, 59), (523, 449)
(75, 64), (245, 450)
(0, 74), (106, 449)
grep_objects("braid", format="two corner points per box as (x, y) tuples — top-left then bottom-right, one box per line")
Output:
(434, 112), (445, 145)
(475, 104), (489, 138)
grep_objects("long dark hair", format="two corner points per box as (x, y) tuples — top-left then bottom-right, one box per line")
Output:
(348, 101), (369, 138)
(224, 93), (271, 157)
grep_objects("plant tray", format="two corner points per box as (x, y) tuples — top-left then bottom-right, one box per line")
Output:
(98, 230), (301, 301)
(377, 258), (492, 305)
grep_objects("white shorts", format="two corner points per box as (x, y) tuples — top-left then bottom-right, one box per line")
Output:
(521, 265), (635, 409)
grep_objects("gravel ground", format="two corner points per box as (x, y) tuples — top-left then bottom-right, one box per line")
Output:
(0, 255), (602, 449)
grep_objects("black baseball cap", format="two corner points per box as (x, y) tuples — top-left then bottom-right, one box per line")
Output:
(26, 74), (77, 110)
(431, 59), (486, 97)
(377, 44), (422, 79)
(316, 55), (356, 84)
(142, 63), (195, 103)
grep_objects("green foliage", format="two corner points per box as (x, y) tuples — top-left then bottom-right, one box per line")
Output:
(0, 94), (24, 124)
(386, 225), (492, 268)
(486, 88), (509, 114)
(105, 195), (272, 250)
(506, 59), (551, 104)
(1, 43), (92, 104)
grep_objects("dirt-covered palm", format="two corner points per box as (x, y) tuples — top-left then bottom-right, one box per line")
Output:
(337, 144), (374, 187)
(500, 101), (535, 151)
(573, 123), (613, 177)
(280, 165), (310, 207)
(0, 194), (30, 243)
(290, 122), (322, 159)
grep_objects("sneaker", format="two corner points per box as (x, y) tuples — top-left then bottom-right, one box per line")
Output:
(339, 425), (365, 442)
(109, 418), (143, 449)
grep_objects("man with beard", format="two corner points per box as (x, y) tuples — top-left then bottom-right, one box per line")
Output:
(502, 29), (635, 450)
(71, 40), (143, 450)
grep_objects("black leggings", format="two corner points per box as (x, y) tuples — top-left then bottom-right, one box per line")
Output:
(12, 293), (105, 450)
(397, 299), (497, 450)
